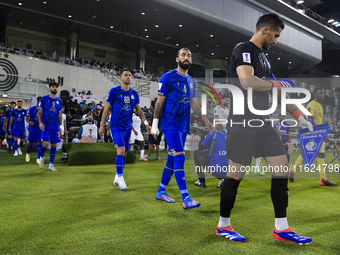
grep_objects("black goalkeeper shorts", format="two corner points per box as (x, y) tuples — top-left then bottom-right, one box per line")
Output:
(226, 129), (286, 166)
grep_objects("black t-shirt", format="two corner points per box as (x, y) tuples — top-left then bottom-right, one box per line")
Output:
(229, 41), (273, 134)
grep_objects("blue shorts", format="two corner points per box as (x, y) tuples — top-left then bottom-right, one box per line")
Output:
(42, 129), (61, 144)
(13, 128), (25, 139)
(163, 130), (187, 153)
(111, 128), (131, 152)
(28, 128), (42, 143)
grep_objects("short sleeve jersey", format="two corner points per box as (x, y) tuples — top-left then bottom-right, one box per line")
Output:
(38, 95), (63, 131)
(274, 122), (290, 141)
(214, 105), (229, 120)
(11, 108), (28, 130)
(27, 106), (39, 130)
(132, 114), (141, 132)
(229, 41), (273, 134)
(106, 86), (140, 131)
(5, 109), (13, 129)
(158, 69), (197, 133)
(307, 100), (323, 125)
(202, 130), (229, 166)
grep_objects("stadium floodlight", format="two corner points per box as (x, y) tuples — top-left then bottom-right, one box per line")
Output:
(336, 23), (340, 27)
(328, 19), (334, 23)
(297, 0), (304, 4)
(332, 21), (339, 25)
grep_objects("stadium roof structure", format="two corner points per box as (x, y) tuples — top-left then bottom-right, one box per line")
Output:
(0, 0), (339, 75)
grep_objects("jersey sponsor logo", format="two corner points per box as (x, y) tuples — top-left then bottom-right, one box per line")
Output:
(242, 52), (251, 63)
(158, 83), (162, 90)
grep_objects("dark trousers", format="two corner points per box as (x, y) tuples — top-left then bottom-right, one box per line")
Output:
(193, 150), (226, 181)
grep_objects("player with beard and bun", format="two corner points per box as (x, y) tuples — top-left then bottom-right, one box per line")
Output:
(3, 101), (16, 153)
(216, 13), (313, 244)
(38, 82), (63, 172)
(152, 47), (213, 209)
(26, 96), (42, 164)
(9, 99), (27, 156)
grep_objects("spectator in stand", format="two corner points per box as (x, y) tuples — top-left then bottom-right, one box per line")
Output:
(97, 101), (103, 110)
(81, 108), (92, 124)
(86, 90), (96, 100)
(64, 99), (73, 113)
(93, 108), (102, 128)
(66, 112), (74, 130)
(80, 100), (87, 110)
(91, 101), (97, 112)
(72, 99), (79, 109)
(51, 49), (57, 61)
(69, 88), (78, 99)
(77, 116), (101, 142)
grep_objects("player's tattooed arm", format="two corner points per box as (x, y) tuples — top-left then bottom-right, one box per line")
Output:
(153, 95), (166, 119)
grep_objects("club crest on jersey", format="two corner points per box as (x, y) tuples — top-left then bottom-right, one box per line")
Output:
(190, 81), (193, 88)
(131, 94), (134, 100)
(242, 52), (251, 63)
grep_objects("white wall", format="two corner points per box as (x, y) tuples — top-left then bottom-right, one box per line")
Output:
(0, 53), (159, 105)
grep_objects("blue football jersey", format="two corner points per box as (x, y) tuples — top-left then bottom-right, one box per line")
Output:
(106, 86), (140, 131)
(38, 95), (62, 131)
(11, 108), (27, 130)
(158, 69), (196, 133)
(0, 113), (5, 129)
(5, 109), (13, 129)
(27, 106), (39, 130)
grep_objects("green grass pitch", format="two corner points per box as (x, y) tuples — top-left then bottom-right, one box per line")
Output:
(0, 148), (339, 254)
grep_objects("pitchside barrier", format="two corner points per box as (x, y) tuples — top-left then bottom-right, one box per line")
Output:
(62, 143), (136, 166)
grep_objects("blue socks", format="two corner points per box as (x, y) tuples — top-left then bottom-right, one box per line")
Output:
(158, 154), (175, 192)
(19, 141), (23, 148)
(27, 144), (31, 154)
(37, 144), (42, 159)
(13, 140), (18, 152)
(8, 138), (13, 149)
(174, 154), (189, 200)
(49, 146), (56, 165)
(116, 155), (125, 177)
(40, 146), (47, 158)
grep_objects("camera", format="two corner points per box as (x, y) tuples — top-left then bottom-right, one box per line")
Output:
(190, 126), (209, 136)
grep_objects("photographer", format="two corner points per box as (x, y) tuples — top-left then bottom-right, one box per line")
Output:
(193, 124), (228, 188)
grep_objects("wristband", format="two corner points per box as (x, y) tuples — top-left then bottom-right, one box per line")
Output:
(144, 120), (149, 126)
(291, 109), (303, 120)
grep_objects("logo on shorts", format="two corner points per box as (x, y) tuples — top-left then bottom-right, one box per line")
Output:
(305, 141), (317, 151)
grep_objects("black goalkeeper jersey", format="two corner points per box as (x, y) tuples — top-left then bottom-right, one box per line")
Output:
(229, 41), (274, 134)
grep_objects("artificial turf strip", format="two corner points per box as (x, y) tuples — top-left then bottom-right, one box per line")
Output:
(62, 143), (137, 166)
(0, 150), (339, 254)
